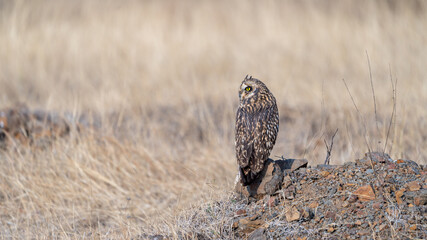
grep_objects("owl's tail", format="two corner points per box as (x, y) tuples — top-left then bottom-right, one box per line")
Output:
(239, 167), (258, 186)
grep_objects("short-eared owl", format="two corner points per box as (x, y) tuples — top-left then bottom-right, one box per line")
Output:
(235, 75), (279, 186)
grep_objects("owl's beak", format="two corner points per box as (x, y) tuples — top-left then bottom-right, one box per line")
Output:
(239, 90), (246, 100)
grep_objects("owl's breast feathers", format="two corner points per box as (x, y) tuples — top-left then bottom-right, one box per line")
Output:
(235, 99), (279, 185)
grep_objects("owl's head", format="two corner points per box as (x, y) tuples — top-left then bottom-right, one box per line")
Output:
(238, 75), (271, 106)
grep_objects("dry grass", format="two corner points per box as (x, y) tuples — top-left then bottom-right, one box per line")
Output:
(0, 0), (426, 238)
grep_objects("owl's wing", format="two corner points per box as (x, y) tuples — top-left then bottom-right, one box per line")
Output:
(251, 104), (279, 174)
(235, 107), (254, 169)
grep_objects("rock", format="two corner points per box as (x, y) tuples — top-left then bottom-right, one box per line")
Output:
(247, 227), (266, 240)
(284, 186), (295, 200)
(235, 159), (283, 199)
(358, 229), (371, 236)
(372, 202), (382, 210)
(406, 189), (427, 205)
(320, 171), (331, 177)
(308, 202), (319, 209)
(235, 215), (265, 234)
(277, 158), (308, 172)
(395, 189), (405, 204)
(267, 196), (277, 207)
(378, 223), (388, 231)
(236, 209), (247, 216)
(282, 175), (292, 188)
(235, 158), (309, 199)
(328, 187), (337, 196)
(285, 206), (300, 222)
(348, 195), (358, 203)
(325, 211), (336, 221)
(353, 185), (376, 202)
(218, 152), (425, 239)
(301, 207), (314, 221)
(406, 181), (421, 191)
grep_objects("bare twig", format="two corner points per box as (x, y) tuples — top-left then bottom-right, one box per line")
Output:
(324, 129), (338, 165)
(342, 79), (371, 150)
(384, 64), (398, 154)
(366, 51), (380, 144)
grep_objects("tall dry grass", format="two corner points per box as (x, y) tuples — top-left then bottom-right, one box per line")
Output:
(0, 0), (426, 237)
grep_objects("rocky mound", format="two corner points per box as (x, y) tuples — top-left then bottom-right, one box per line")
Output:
(151, 152), (426, 240)
(232, 152), (426, 239)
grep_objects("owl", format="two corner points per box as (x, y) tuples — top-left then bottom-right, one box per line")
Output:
(235, 75), (279, 186)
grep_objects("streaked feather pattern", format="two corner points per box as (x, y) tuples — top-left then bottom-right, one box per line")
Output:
(235, 76), (279, 186)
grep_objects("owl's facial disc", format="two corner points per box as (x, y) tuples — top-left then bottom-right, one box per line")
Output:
(240, 83), (256, 102)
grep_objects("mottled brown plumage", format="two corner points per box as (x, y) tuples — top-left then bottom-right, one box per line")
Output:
(235, 75), (279, 186)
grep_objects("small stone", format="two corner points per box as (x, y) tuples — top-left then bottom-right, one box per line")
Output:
(372, 202), (382, 210)
(406, 181), (421, 191)
(301, 207), (314, 221)
(236, 209), (247, 216)
(409, 225), (417, 231)
(386, 207), (394, 215)
(356, 210), (366, 217)
(247, 227), (266, 240)
(232, 221), (239, 229)
(327, 226), (335, 233)
(325, 211), (336, 221)
(414, 195), (427, 206)
(348, 195), (358, 203)
(353, 185), (376, 201)
(320, 171), (330, 177)
(395, 189), (405, 204)
(387, 164), (397, 170)
(328, 187), (337, 196)
(378, 223), (388, 231)
(236, 216), (265, 234)
(358, 229), (370, 236)
(267, 196), (277, 207)
(365, 169), (374, 175)
(308, 202), (319, 209)
(355, 201), (364, 209)
(284, 186), (295, 200)
(285, 206), (301, 222)
(282, 175), (292, 188)
(355, 220), (362, 225)
(342, 201), (350, 207)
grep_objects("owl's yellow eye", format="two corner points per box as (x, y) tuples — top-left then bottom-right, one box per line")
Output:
(245, 86), (252, 92)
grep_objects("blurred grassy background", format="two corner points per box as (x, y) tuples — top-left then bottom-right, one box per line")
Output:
(0, 0), (426, 237)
